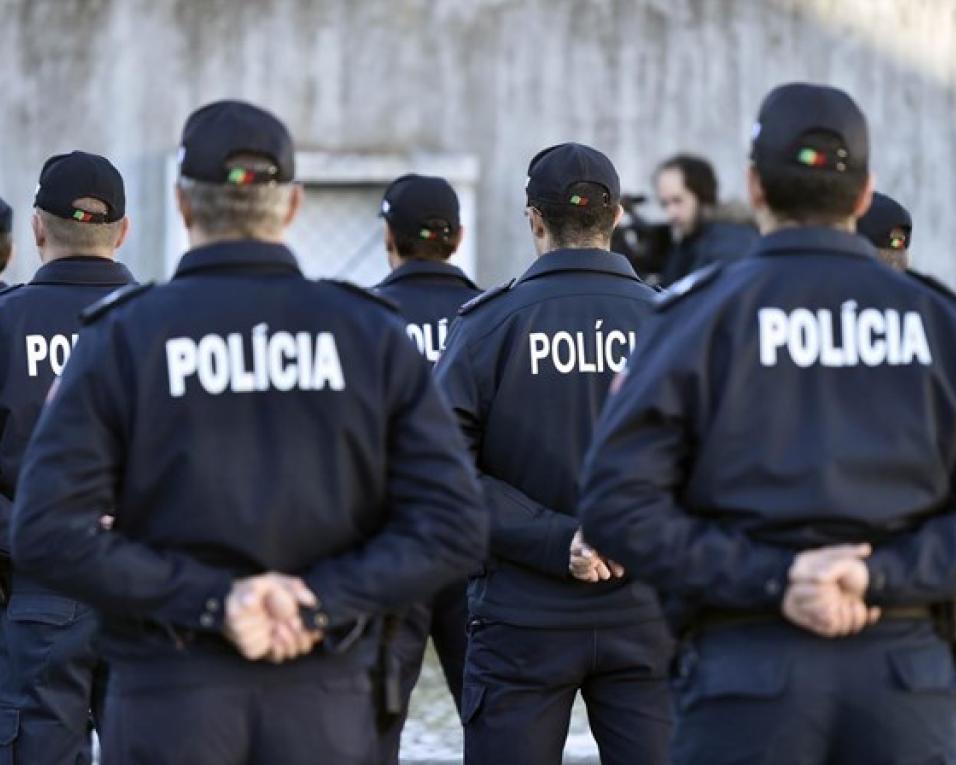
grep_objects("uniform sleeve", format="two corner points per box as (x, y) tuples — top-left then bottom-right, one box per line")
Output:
(480, 475), (577, 578)
(302, 322), (488, 627)
(579, 311), (794, 610)
(865, 505), (956, 605)
(434, 320), (577, 579)
(11, 319), (233, 632)
(432, 319), (484, 459)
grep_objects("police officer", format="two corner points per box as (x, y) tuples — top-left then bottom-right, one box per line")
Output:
(373, 174), (480, 762)
(0, 198), (14, 287)
(580, 82), (956, 765)
(10, 100), (487, 765)
(858, 190), (912, 271)
(0, 151), (135, 763)
(435, 143), (672, 765)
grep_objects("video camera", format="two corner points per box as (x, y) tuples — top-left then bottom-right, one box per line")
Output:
(611, 194), (672, 284)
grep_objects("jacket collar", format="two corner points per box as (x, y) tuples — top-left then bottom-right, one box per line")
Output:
(378, 259), (477, 289)
(517, 248), (640, 284)
(30, 256), (135, 286)
(174, 240), (302, 279)
(753, 226), (878, 260)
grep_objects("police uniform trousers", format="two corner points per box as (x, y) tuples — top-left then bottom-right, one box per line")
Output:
(671, 617), (956, 765)
(462, 619), (673, 765)
(100, 662), (377, 765)
(379, 580), (468, 764)
(0, 574), (105, 764)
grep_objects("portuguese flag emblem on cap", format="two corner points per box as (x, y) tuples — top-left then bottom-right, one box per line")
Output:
(797, 148), (828, 168)
(227, 168), (254, 185)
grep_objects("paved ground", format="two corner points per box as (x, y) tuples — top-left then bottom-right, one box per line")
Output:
(401, 645), (599, 763)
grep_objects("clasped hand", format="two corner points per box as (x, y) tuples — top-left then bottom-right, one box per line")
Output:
(223, 573), (324, 663)
(783, 543), (880, 638)
(569, 529), (625, 583)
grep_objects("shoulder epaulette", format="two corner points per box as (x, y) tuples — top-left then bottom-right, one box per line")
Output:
(321, 279), (399, 313)
(459, 278), (515, 315)
(906, 269), (956, 303)
(80, 282), (155, 324)
(654, 263), (724, 311)
(0, 284), (23, 298)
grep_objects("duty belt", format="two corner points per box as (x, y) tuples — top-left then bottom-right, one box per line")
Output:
(696, 605), (932, 631)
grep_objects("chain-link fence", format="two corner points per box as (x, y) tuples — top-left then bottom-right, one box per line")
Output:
(286, 184), (389, 287)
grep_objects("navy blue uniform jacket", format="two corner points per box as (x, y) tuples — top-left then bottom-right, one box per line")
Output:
(434, 248), (663, 628)
(10, 242), (487, 682)
(0, 256), (135, 555)
(580, 227), (956, 623)
(374, 259), (480, 365)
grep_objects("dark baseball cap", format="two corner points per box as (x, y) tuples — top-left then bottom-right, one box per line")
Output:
(526, 142), (620, 208)
(179, 100), (295, 185)
(380, 174), (460, 241)
(751, 83), (868, 175)
(0, 198), (11, 234)
(34, 151), (125, 224)
(858, 192), (912, 250)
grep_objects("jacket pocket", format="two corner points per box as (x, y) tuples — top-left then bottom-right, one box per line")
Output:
(888, 641), (956, 694)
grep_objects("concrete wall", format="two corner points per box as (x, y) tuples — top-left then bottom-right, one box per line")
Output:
(0, 0), (953, 286)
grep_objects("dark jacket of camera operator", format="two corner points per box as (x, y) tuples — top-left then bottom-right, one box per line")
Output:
(655, 154), (759, 286)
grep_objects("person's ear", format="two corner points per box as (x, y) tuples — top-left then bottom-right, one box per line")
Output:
(853, 172), (876, 220)
(451, 225), (465, 255)
(746, 164), (766, 212)
(384, 222), (396, 255)
(283, 185), (304, 228)
(175, 185), (193, 230)
(612, 203), (624, 229)
(31, 212), (44, 249)
(114, 217), (131, 250)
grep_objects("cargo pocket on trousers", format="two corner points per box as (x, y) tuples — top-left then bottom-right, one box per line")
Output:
(461, 684), (486, 725)
(889, 642), (956, 694)
(7, 593), (78, 626)
(679, 656), (788, 712)
(0, 707), (19, 764)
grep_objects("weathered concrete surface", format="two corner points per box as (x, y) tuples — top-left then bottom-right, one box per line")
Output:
(4, 3), (953, 761)
(0, 0), (952, 285)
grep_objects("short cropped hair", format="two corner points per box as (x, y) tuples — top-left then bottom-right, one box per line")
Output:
(533, 182), (618, 248)
(38, 197), (123, 252)
(755, 131), (867, 224)
(656, 154), (718, 206)
(178, 154), (295, 240)
(391, 222), (461, 261)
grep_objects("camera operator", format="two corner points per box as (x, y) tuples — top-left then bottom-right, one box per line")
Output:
(654, 153), (758, 286)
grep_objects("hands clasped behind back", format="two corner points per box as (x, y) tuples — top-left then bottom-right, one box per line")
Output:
(783, 543), (880, 638)
(223, 573), (325, 663)
(569, 528), (626, 583)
